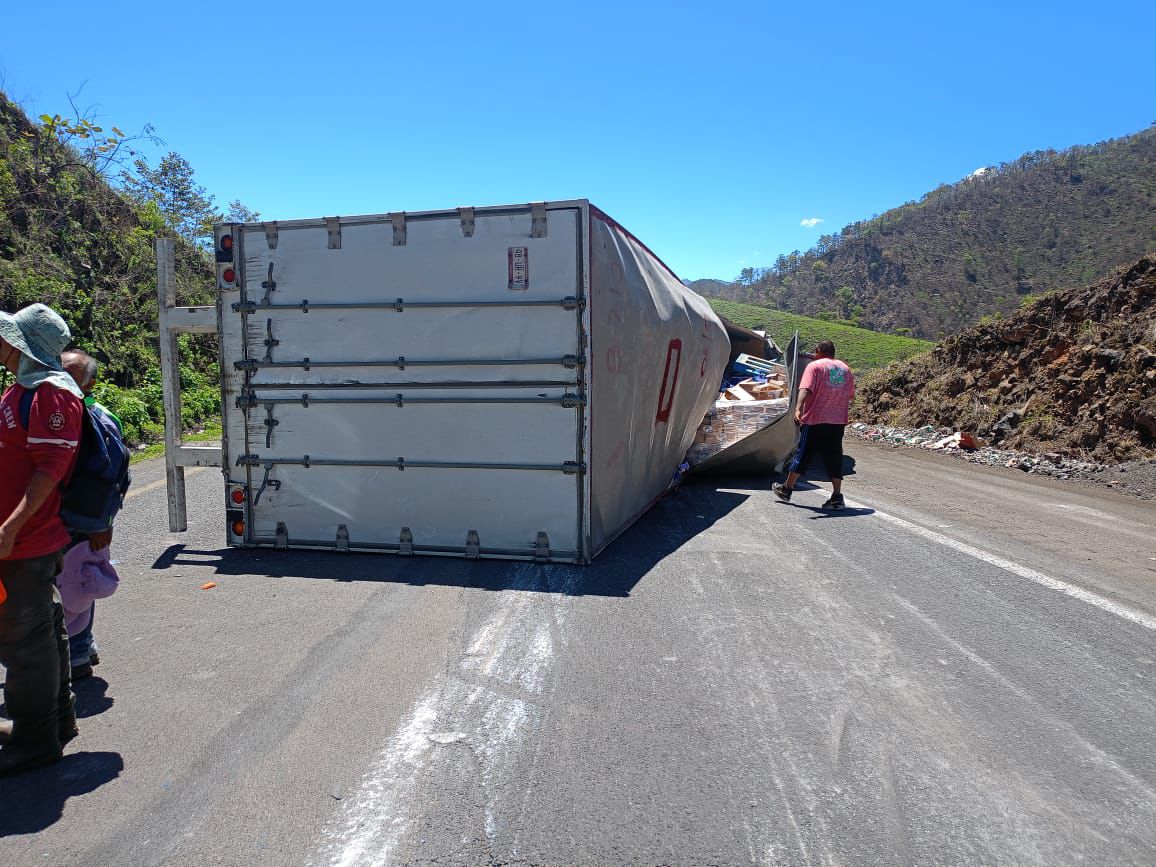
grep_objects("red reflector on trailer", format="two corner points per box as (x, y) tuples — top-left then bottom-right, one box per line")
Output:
(222, 268), (236, 283)
(230, 489), (245, 504)
(221, 234), (233, 250)
(231, 520), (245, 536)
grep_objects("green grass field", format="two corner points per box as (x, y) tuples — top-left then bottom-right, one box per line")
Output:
(708, 299), (934, 371)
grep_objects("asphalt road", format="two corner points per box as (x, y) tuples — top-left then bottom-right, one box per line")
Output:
(2, 442), (1154, 866)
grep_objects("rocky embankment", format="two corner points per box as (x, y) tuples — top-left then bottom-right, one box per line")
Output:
(855, 256), (1156, 468)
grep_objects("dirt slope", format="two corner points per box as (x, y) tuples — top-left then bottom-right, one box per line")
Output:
(855, 255), (1156, 463)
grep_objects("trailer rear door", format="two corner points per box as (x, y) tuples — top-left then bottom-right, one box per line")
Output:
(216, 204), (587, 562)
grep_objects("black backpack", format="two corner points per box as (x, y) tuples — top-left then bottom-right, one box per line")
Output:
(19, 390), (132, 533)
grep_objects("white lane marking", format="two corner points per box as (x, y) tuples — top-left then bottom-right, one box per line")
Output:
(124, 467), (205, 501)
(856, 501), (1156, 631)
(892, 595), (1156, 799)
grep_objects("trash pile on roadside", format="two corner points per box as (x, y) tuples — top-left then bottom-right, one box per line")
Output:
(686, 353), (791, 466)
(847, 422), (1105, 481)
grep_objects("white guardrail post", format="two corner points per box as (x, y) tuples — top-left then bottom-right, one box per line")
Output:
(156, 237), (223, 532)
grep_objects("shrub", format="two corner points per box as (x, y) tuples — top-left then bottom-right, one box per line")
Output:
(91, 382), (152, 443)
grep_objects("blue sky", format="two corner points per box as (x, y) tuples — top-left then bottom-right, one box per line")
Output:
(1, 1), (1153, 281)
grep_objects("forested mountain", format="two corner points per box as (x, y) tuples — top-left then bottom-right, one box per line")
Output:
(688, 278), (733, 296)
(705, 125), (1156, 340)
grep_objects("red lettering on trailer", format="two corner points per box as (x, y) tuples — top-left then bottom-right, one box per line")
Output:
(655, 339), (682, 424)
(606, 345), (622, 374)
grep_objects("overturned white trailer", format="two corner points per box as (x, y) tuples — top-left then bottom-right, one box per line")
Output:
(158, 200), (797, 563)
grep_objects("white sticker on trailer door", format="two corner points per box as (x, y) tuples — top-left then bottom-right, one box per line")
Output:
(508, 246), (529, 290)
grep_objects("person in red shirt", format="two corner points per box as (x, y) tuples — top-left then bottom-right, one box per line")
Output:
(773, 340), (856, 510)
(0, 303), (84, 777)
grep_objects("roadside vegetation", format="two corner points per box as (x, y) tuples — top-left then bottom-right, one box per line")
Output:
(708, 299), (934, 372)
(0, 91), (253, 446)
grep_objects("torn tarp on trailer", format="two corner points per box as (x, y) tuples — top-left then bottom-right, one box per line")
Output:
(586, 206), (728, 558)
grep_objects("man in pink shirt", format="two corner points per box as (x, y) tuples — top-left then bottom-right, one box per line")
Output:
(0, 303), (84, 776)
(773, 340), (855, 510)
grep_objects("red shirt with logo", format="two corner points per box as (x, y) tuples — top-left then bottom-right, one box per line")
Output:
(0, 383), (83, 560)
(798, 357), (855, 425)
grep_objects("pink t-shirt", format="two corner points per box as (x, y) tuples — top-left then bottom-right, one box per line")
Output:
(798, 357), (855, 425)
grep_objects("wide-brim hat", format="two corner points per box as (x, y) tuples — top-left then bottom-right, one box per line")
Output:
(0, 303), (72, 368)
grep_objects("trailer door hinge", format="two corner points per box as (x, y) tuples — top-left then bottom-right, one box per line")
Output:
(531, 201), (547, 238)
(233, 301), (257, 314)
(465, 530), (481, 559)
(275, 522), (289, 549)
(336, 524), (349, 552)
(561, 296), (585, 311)
(459, 206), (475, 238)
(534, 531), (551, 562)
(326, 217), (342, 249)
(562, 461), (586, 475)
(263, 221), (279, 249)
(237, 454), (261, 467)
(399, 527), (413, 556)
(234, 359), (260, 373)
(562, 354), (580, 369)
(561, 393), (583, 409)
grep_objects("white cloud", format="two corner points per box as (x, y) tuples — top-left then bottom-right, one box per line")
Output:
(800, 217), (823, 228)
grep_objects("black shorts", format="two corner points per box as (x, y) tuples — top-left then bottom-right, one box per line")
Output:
(788, 423), (845, 480)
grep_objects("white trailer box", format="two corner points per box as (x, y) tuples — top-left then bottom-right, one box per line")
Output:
(159, 201), (730, 563)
